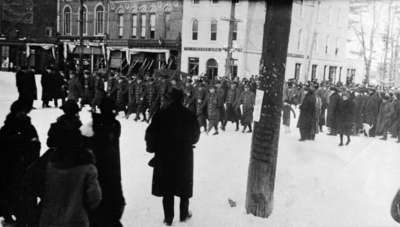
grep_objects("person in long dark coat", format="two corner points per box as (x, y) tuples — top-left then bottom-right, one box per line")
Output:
(67, 72), (83, 102)
(352, 90), (366, 135)
(336, 92), (355, 146)
(224, 82), (241, 131)
(92, 72), (105, 111)
(16, 68), (37, 108)
(0, 99), (40, 226)
(297, 88), (317, 141)
(90, 97), (125, 227)
(134, 77), (146, 121)
(145, 78), (158, 121)
(239, 85), (255, 133)
(375, 95), (394, 139)
(194, 83), (208, 133)
(107, 73), (119, 103)
(326, 87), (340, 135)
(215, 82), (226, 131)
(41, 67), (53, 108)
(145, 88), (200, 226)
(361, 90), (382, 137)
(206, 86), (221, 135)
(81, 71), (95, 107)
(282, 100), (296, 133)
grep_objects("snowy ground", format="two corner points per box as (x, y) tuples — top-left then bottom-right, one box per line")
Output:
(1, 72), (400, 227)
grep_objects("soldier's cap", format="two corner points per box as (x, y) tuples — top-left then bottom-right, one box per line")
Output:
(61, 100), (80, 115)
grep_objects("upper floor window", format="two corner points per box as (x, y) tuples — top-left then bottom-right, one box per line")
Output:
(141, 14), (147, 39)
(95, 5), (105, 35)
(325, 35), (329, 54)
(211, 0), (219, 3)
(165, 12), (171, 33)
(192, 19), (198, 40)
(132, 14), (137, 38)
(118, 14), (124, 38)
(63, 6), (71, 35)
(232, 21), (238, 41)
(150, 13), (156, 39)
(193, 0), (200, 4)
(299, 0), (304, 17)
(297, 29), (302, 51)
(211, 19), (217, 41)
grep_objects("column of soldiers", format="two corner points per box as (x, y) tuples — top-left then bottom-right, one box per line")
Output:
(55, 69), (258, 135)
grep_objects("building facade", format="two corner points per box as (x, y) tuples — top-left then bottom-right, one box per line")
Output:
(181, 0), (265, 79)
(57, 0), (110, 72)
(0, 0), (58, 71)
(107, 0), (182, 73)
(181, 0), (358, 83)
(57, 0), (182, 73)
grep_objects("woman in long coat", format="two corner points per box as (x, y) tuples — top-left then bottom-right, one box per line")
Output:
(0, 100), (40, 225)
(297, 88), (317, 141)
(90, 97), (125, 227)
(326, 88), (340, 135)
(145, 88), (200, 226)
(336, 92), (355, 146)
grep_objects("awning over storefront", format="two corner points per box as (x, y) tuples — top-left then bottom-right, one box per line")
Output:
(73, 46), (103, 55)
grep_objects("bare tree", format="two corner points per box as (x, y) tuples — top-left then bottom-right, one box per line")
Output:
(349, 0), (379, 85)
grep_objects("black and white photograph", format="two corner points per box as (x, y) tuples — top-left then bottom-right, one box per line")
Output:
(0, 0), (400, 226)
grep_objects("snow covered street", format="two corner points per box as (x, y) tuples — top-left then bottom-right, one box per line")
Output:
(1, 72), (400, 227)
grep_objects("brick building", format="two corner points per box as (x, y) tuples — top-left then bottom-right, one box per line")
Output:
(57, 0), (183, 73)
(57, 0), (109, 72)
(0, 0), (58, 72)
(107, 0), (182, 73)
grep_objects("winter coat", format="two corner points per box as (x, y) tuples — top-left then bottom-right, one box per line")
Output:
(239, 90), (255, 125)
(92, 76), (105, 107)
(81, 76), (95, 105)
(327, 92), (340, 129)
(107, 77), (118, 102)
(282, 104), (295, 126)
(225, 87), (241, 122)
(67, 77), (83, 101)
(145, 102), (200, 198)
(390, 99), (400, 136)
(116, 78), (129, 110)
(39, 150), (101, 227)
(353, 95), (366, 129)
(47, 115), (83, 149)
(336, 98), (355, 135)
(375, 101), (395, 135)
(362, 93), (381, 126)
(41, 71), (53, 101)
(89, 113), (125, 226)
(297, 91), (316, 130)
(16, 70), (37, 101)
(0, 112), (41, 219)
(207, 93), (220, 123)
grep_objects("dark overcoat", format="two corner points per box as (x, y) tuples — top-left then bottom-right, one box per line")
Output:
(327, 92), (340, 129)
(145, 102), (200, 198)
(16, 70), (37, 101)
(336, 98), (355, 135)
(90, 113), (125, 226)
(297, 91), (316, 130)
(0, 113), (41, 219)
(362, 93), (381, 125)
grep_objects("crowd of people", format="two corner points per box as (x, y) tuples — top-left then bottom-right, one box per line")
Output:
(3, 66), (400, 227)
(15, 67), (259, 135)
(284, 79), (400, 145)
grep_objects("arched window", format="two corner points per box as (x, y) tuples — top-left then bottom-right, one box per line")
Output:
(210, 19), (217, 41)
(192, 19), (198, 40)
(297, 29), (302, 51)
(79, 6), (88, 35)
(206, 58), (218, 80)
(95, 5), (105, 35)
(63, 6), (71, 35)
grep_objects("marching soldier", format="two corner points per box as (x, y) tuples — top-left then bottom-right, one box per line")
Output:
(239, 84), (255, 133)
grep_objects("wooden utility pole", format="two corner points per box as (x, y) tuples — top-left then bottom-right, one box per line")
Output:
(79, 0), (84, 74)
(245, 0), (293, 218)
(224, 0), (237, 79)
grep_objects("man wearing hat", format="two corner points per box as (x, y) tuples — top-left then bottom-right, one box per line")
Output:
(326, 86), (340, 135)
(206, 85), (221, 135)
